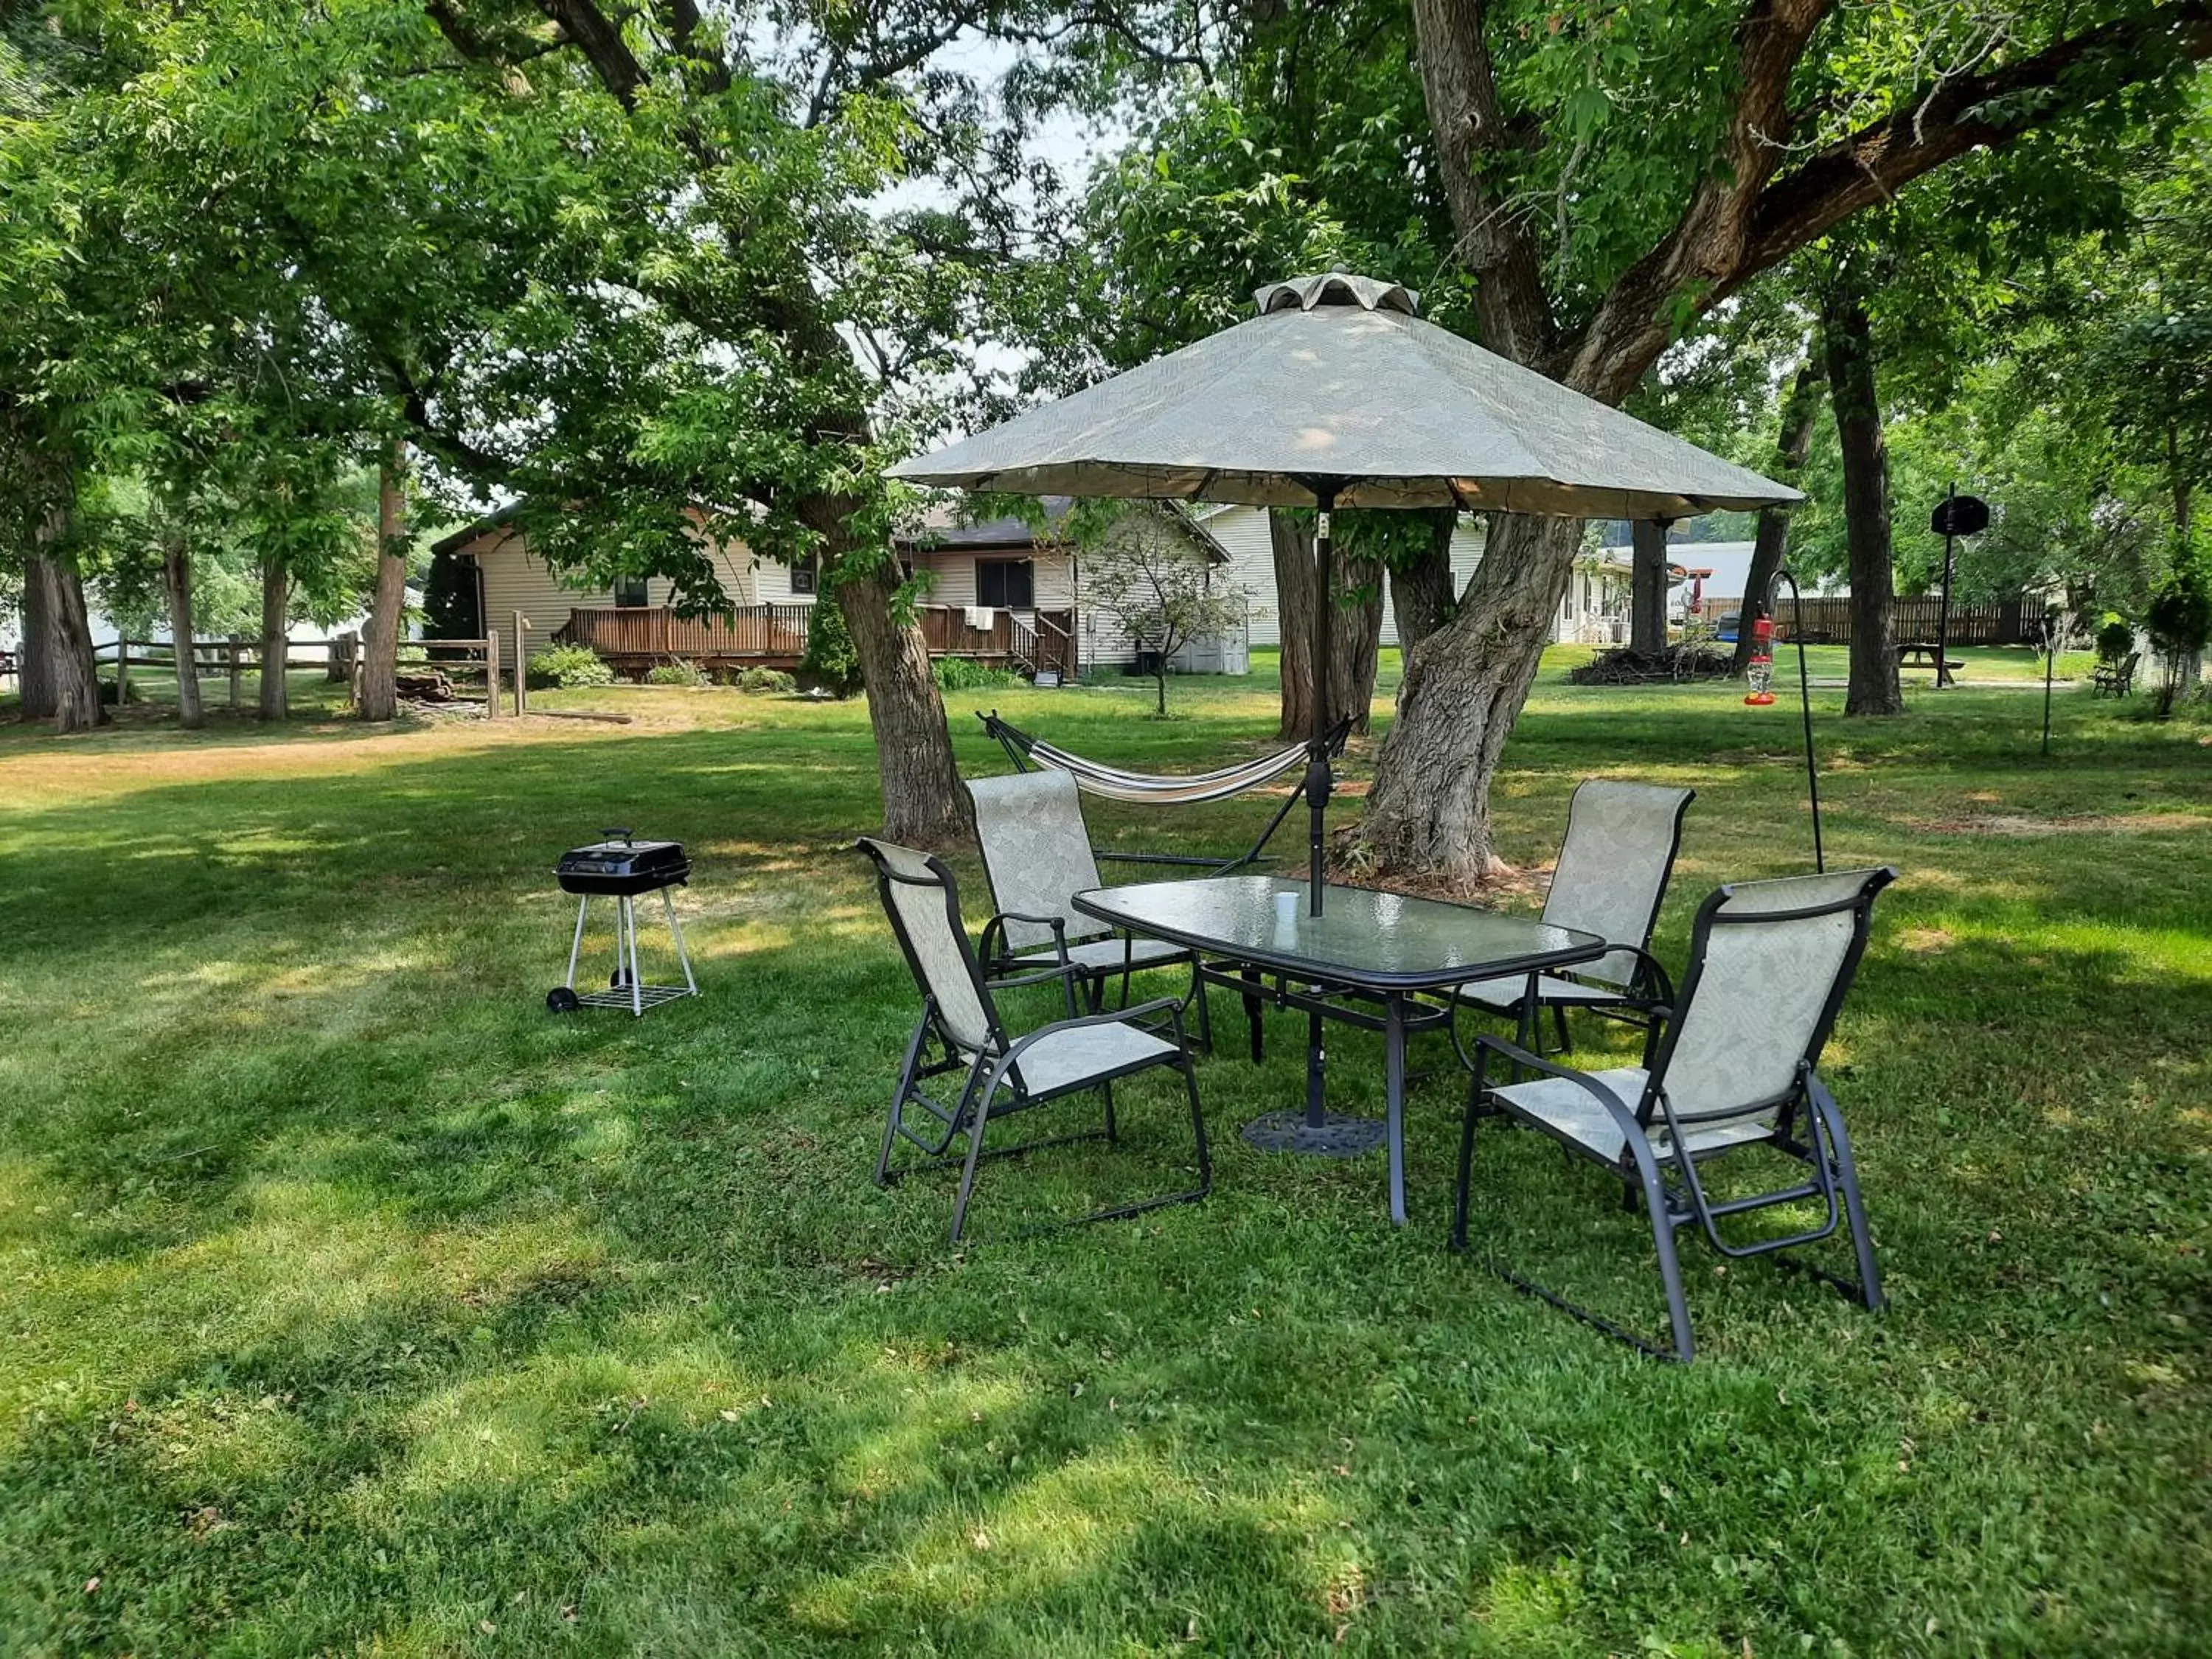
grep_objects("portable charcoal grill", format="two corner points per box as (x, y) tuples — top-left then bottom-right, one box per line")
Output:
(547, 829), (698, 1016)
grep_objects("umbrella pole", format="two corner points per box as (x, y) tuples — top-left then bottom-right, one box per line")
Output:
(1308, 486), (1337, 917)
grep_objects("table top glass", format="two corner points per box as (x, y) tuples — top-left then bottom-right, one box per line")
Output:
(1071, 874), (1606, 991)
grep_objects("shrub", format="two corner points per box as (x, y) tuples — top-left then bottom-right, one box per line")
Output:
(800, 591), (861, 693)
(736, 666), (796, 693)
(932, 655), (1023, 692)
(2096, 613), (2135, 662)
(526, 644), (614, 689)
(644, 658), (712, 687)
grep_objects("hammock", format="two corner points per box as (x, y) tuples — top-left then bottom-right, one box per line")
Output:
(979, 711), (1352, 869)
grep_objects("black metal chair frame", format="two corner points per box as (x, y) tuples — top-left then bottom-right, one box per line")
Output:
(1441, 783), (1693, 1062)
(2092, 650), (2140, 698)
(860, 841), (1212, 1244)
(1452, 869), (1895, 1363)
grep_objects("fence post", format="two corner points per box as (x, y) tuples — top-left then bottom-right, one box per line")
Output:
(484, 632), (501, 718)
(228, 635), (243, 707)
(116, 637), (131, 709)
(512, 611), (529, 716)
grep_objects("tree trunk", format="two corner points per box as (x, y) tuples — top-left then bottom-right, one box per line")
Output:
(1272, 510), (1384, 739)
(1733, 355), (1826, 673)
(19, 549), (55, 720)
(257, 554), (290, 720)
(28, 546), (102, 734)
(165, 538), (204, 729)
(1629, 519), (1669, 653)
(1359, 513), (1582, 882)
(1387, 509), (1458, 654)
(813, 501), (971, 846)
(358, 444), (408, 723)
(1821, 287), (1904, 717)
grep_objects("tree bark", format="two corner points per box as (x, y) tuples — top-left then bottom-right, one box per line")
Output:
(19, 549), (55, 720)
(1733, 354), (1826, 673)
(1360, 513), (1582, 883)
(1821, 285), (1904, 717)
(1272, 509), (1384, 739)
(165, 537), (204, 729)
(28, 545), (102, 734)
(1629, 520), (1670, 654)
(358, 443), (409, 723)
(1387, 509), (1458, 654)
(810, 498), (972, 846)
(257, 554), (290, 720)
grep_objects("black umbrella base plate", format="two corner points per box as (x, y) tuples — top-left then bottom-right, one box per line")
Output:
(1240, 1108), (1386, 1157)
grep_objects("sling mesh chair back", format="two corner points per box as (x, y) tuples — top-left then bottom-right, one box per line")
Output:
(858, 837), (1211, 1243)
(1453, 780), (1693, 1051)
(967, 771), (1210, 1037)
(1453, 866), (1896, 1362)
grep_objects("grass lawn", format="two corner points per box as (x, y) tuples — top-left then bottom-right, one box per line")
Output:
(1, 650), (2206, 1656)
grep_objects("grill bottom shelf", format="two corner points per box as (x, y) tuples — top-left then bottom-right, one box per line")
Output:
(573, 984), (695, 1014)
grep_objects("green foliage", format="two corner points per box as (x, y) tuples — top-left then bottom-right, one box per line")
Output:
(931, 655), (1023, 692)
(644, 658), (713, 688)
(801, 593), (862, 694)
(2098, 614), (2138, 661)
(526, 644), (614, 689)
(733, 666), (796, 694)
(420, 550), (480, 642)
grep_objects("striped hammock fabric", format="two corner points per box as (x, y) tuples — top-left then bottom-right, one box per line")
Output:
(982, 714), (1315, 805)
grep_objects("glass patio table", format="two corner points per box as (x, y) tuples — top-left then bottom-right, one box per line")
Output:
(1071, 874), (1608, 1225)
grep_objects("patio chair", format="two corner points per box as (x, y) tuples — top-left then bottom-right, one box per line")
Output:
(967, 769), (1212, 1048)
(858, 837), (1211, 1244)
(1449, 780), (1694, 1056)
(1453, 866), (1896, 1363)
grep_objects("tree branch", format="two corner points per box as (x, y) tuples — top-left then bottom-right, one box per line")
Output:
(534, 0), (647, 110)
(1742, 4), (2212, 275)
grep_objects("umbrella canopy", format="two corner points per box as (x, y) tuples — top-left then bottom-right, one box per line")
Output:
(888, 273), (1800, 518)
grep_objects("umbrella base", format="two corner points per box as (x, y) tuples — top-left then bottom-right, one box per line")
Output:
(1240, 1108), (1385, 1157)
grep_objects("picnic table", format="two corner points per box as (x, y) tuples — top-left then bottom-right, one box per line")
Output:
(1071, 874), (1608, 1225)
(1896, 641), (1962, 684)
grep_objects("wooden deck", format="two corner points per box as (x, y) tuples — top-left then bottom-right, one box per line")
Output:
(555, 604), (1078, 678)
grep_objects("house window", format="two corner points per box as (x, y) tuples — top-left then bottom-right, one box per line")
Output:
(613, 574), (650, 608)
(790, 553), (818, 596)
(977, 557), (1034, 608)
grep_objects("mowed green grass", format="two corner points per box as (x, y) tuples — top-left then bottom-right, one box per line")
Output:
(0, 650), (2206, 1657)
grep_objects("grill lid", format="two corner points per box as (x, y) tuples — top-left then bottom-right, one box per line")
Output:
(555, 827), (689, 892)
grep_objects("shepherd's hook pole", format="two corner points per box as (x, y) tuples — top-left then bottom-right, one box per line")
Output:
(1773, 568), (1826, 873)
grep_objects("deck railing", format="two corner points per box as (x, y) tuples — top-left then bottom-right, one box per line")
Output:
(555, 605), (813, 661)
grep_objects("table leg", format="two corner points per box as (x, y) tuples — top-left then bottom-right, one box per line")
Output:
(1305, 1006), (1326, 1127)
(1241, 967), (1264, 1063)
(1385, 994), (1408, 1226)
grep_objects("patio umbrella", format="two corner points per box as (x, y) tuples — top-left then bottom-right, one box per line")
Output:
(889, 272), (1801, 914)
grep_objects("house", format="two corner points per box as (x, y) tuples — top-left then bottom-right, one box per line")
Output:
(1189, 505), (1490, 648)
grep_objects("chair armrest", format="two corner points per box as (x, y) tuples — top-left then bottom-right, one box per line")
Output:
(1469, 1034), (1652, 1152)
(980, 910), (1069, 972)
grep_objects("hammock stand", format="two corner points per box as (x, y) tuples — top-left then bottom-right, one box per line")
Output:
(980, 709), (1353, 874)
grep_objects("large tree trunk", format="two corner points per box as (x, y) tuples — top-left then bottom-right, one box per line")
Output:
(19, 549), (55, 720)
(1821, 288), (1904, 717)
(28, 548), (102, 734)
(1733, 355), (1826, 673)
(1629, 519), (1670, 653)
(810, 499), (970, 846)
(1359, 514), (1582, 883)
(257, 554), (290, 720)
(1387, 508), (1459, 654)
(1272, 510), (1384, 739)
(164, 538), (204, 729)
(358, 445), (408, 723)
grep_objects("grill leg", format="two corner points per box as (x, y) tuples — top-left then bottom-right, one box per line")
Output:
(660, 886), (698, 995)
(623, 897), (643, 1016)
(566, 895), (591, 991)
